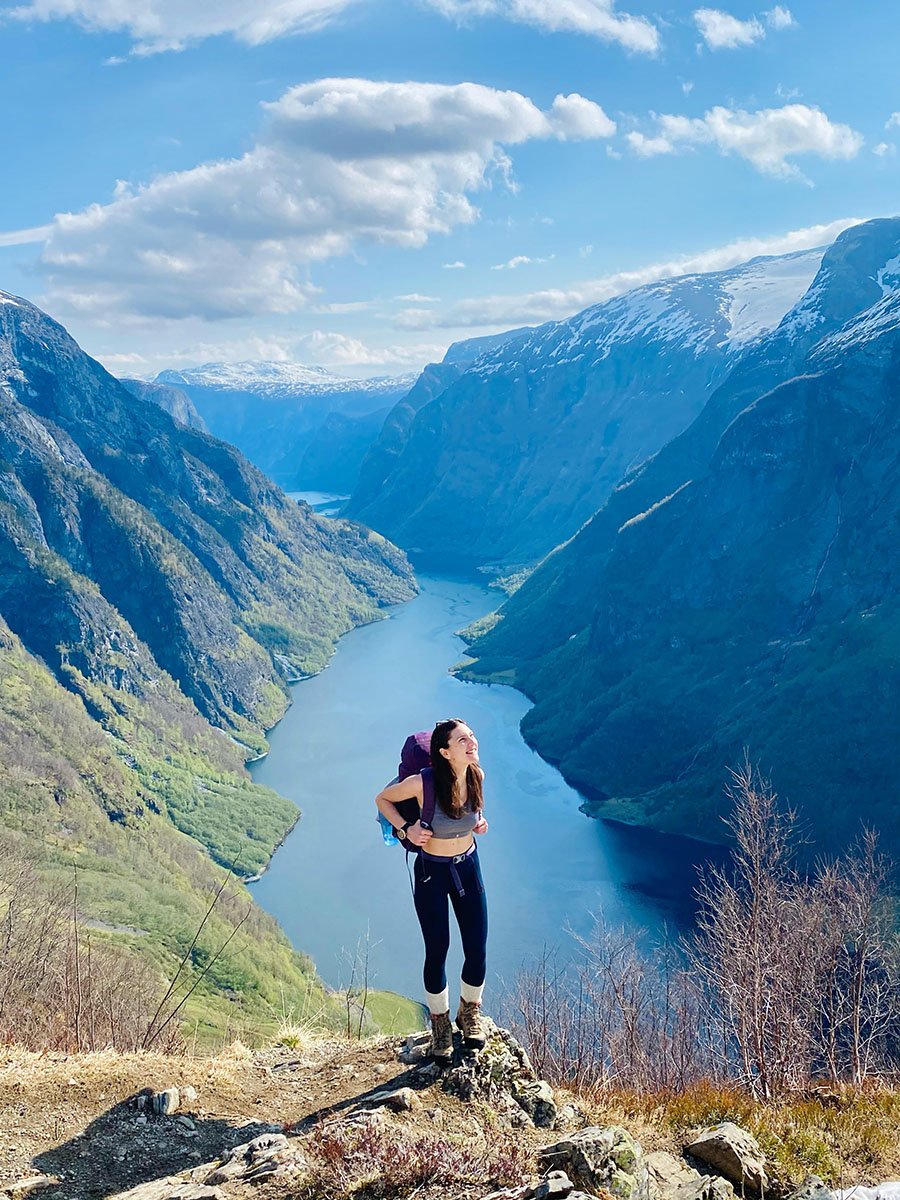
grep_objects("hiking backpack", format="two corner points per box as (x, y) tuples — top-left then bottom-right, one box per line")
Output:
(377, 731), (437, 847)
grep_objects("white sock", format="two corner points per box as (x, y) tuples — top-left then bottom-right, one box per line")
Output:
(460, 979), (484, 1004)
(425, 986), (449, 1015)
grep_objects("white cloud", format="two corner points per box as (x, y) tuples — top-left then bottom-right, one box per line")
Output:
(681, 80), (695, 94)
(395, 293), (440, 302)
(873, 142), (895, 158)
(443, 261), (467, 269)
(491, 254), (555, 269)
(693, 8), (764, 49)
(0, 223), (53, 247)
(579, 244), (594, 257)
(626, 131), (678, 157)
(396, 216), (864, 329)
(37, 78), (613, 321)
(630, 104), (863, 179)
(886, 113), (900, 130)
(296, 329), (445, 366)
(7, 0), (360, 53)
(547, 93), (616, 139)
(765, 5), (795, 28)
(425, 0), (660, 53)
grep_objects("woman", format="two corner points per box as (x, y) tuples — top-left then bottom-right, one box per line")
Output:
(375, 718), (489, 1062)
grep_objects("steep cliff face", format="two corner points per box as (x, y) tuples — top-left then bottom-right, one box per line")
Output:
(347, 250), (824, 568)
(463, 217), (900, 855)
(346, 327), (536, 520)
(120, 377), (208, 430)
(0, 293), (415, 741)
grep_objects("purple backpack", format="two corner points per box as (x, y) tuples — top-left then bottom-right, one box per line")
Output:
(378, 731), (437, 846)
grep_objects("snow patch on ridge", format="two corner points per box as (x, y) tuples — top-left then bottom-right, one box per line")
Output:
(721, 248), (825, 345)
(156, 360), (417, 398)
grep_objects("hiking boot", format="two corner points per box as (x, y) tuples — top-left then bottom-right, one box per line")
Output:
(428, 1010), (454, 1062)
(456, 998), (486, 1049)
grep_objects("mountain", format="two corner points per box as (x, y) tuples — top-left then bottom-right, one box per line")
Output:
(348, 327), (536, 519)
(155, 360), (416, 490)
(0, 290), (416, 1032)
(345, 249), (825, 569)
(120, 376), (208, 431)
(462, 216), (900, 857)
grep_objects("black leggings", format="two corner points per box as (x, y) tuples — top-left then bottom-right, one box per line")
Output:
(413, 847), (488, 995)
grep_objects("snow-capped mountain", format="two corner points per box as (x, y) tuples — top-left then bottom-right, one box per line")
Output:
(151, 361), (417, 489)
(156, 361), (417, 399)
(347, 247), (824, 566)
(462, 215), (900, 859)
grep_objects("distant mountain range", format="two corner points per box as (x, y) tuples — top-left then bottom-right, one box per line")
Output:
(152, 361), (417, 491)
(461, 216), (900, 858)
(344, 248), (825, 568)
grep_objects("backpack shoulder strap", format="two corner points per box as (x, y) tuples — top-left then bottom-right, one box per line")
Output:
(420, 767), (436, 831)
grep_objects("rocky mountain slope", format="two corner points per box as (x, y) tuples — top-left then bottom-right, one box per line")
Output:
(345, 250), (825, 568)
(120, 377), (208, 431)
(155, 361), (416, 490)
(1, 1025), (897, 1200)
(462, 217), (900, 856)
(349, 328), (535, 521)
(0, 290), (416, 1032)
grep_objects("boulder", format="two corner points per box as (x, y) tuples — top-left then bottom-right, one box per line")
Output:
(647, 1150), (734, 1200)
(685, 1124), (767, 1195)
(786, 1178), (835, 1200)
(366, 1086), (419, 1112)
(539, 1126), (649, 1200)
(205, 1133), (297, 1185)
(513, 1080), (558, 1128)
(151, 1087), (180, 1116)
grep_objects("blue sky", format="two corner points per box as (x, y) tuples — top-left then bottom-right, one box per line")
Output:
(0, 0), (897, 377)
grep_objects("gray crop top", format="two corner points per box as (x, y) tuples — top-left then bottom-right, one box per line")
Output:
(429, 797), (479, 840)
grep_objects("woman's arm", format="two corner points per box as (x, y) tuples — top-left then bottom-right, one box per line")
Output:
(374, 774), (431, 846)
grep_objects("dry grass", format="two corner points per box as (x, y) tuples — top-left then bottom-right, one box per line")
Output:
(589, 1080), (900, 1190)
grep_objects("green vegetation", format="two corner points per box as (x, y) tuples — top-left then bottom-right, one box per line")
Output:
(0, 615), (335, 1042)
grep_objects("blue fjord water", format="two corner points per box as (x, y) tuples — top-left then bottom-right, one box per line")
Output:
(249, 567), (718, 1005)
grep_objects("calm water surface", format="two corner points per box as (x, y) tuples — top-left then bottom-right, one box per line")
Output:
(249, 567), (719, 1003)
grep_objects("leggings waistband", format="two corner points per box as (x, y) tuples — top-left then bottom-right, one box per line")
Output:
(418, 840), (476, 895)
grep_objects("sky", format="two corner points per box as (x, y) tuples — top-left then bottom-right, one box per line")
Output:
(0, 0), (897, 378)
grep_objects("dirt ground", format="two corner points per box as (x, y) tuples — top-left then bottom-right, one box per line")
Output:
(0, 1035), (581, 1200)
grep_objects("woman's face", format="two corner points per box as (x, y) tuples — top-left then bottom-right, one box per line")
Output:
(439, 722), (479, 774)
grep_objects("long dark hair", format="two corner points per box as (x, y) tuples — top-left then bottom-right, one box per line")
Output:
(430, 718), (484, 819)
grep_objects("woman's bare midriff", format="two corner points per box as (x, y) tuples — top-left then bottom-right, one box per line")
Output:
(423, 833), (475, 858)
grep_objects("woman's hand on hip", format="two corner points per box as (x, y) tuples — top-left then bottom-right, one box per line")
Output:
(473, 817), (488, 834)
(406, 821), (432, 848)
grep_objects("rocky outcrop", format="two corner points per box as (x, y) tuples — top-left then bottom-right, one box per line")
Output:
(120, 378), (208, 431)
(539, 1126), (648, 1200)
(685, 1124), (768, 1195)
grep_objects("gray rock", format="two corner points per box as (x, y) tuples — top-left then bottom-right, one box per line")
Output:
(685, 1124), (767, 1195)
(539, 1126), (649, 1200)
(205, 1133), (293, 1186)
(786, 1177), (835, 1200)
(6, 1179), (60, 1197)
(513, 1079), (558, 1127)
(533, 1170), (575, 1198)
(151, 1088), (180, 1116)
(647, 1151), (734, 1200)
(180, 1086), (198, 1105)
(367, 1086), (418, 1112)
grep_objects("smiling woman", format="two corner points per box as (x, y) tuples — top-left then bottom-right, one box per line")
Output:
(375, 717), (490, 1062)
